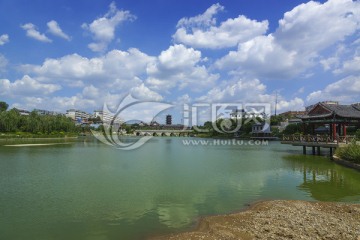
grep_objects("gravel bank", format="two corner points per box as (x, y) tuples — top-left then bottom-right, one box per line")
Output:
(153, 200), (360, 240)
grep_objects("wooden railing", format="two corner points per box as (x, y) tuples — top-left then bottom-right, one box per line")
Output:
(282, 135), (355, 144)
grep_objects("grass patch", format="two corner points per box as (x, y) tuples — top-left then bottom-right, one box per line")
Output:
(335, 143), (360, 163)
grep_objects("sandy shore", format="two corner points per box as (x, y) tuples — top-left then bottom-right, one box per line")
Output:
(3, 143), (72, 147)
(153, 200), (360, 240)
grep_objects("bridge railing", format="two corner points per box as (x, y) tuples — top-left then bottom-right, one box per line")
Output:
(282, 134), (355, 144)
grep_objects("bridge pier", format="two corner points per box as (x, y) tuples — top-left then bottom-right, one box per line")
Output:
(281, 134), (354, 159)
(312, 147), (316, 155)
(330, 147), (333, 159)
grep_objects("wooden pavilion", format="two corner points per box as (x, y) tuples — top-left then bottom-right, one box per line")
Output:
(298, 102), (360, 141)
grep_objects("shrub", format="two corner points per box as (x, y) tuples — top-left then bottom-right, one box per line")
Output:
(356, 129), (360, 140)
(335, 143), (360, 163)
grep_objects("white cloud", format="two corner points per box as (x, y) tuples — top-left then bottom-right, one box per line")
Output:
(82, 84), (100, 99)
(47, 20), (71, 41)
(176, 3), (224, 28)
(14, 47), (165, 112)
(215, 35), (306, 79)
(307, 75), (360, 103)
(21, 48), (154, 89)
(130, 83), (163, 101)
(176, 94), (191, 104)
(334, 56), (360, 74)
(12, 95), (98, 113)
(216, 0), (360, 80)
(173, 3), (268, 49)
(21, 23), (52, 43)
(146, 44), (219, 91)
(320, 57), (340, 71)
(0, 54), (8, 72)
(0, 34), (9, 45)
(0, 75), (61, 97)
(196, 78), (304, 112)
(275, 0), (360, 53)
(196, 78), (267, 102)
(82, 2), (135, 52)
(277, 98), (305, 112)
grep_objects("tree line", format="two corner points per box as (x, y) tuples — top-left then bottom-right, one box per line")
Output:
(0, 101), (78, 134)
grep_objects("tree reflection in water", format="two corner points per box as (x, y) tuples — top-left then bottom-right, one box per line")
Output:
(283, 155), (360, 202)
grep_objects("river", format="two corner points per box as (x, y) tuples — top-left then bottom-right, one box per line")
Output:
(0, 137), (359, 239)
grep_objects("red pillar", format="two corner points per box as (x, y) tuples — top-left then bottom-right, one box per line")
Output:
(332, 124), (337, 141)
(343, 124), (347, 137)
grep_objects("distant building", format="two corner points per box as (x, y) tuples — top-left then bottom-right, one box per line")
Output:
(15, 108), (30, 116)
(138, 121), (147, 127)
(230, 109), (245, 119)
(150, 121), (160, 127)
(34, 109), (63, 116)
(66, 109), (91, 122)
(166, 115), (172, 125)
(92, 110), (123, 124)
(251, 123), (271, 137)
(93, 110), (103, 119)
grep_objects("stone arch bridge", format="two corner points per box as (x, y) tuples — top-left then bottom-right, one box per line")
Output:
(133, 129), (193, 137)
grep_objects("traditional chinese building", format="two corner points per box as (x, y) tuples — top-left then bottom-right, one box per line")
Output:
(298, 102), (360, 140)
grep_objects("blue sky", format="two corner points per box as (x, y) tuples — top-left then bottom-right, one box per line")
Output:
(0, 0), (360, 123)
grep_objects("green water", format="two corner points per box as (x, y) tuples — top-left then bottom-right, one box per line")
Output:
(0, 137), (359, 239)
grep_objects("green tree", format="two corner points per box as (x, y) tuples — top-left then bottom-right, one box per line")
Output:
(270, 115), (284, 126)
(2, 108), (21, 132)
(283, 124), (302, 135)
(0, 101), (9, 112)
(355, 129), (360, 140)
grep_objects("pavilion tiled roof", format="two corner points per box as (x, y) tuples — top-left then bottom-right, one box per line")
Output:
(323, 103), (360, 118)
(299, 102), (360, 120)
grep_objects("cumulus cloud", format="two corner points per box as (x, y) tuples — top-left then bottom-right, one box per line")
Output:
(176, 94), (192, 104)
(196, 78), (304, 112)
(130, 83), (163, 101)
(215, 35), (305, 79)
(14, 47), (165, 111)
(0, 75), (61, 97)
(146, 44), (219, 91)
(275, 0), (360, 53)
(21, 23), (52, 42)
(173, 3), (268, 49)
(216, 0), (360, 80)
(177, 3), (224, 28)
(21, 48), (154, 89)
(0, 34), (9, 46)
(196, 78), (266, 102)
(47, 20), (71, 41)
(82, 84), (101, 99)
(334, 56), (360, 75)
(307, 75), (360, 103)
(11, 95), (99, 113)
(82, 2), (135, 52)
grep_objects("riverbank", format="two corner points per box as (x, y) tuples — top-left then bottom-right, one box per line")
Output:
(0, 136), (79, 146)
(333, 155), (360, 171)
(153, 200), (360, 240)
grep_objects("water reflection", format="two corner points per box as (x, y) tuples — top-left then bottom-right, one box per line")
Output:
(283, 155), (360, 202)
(1, 139), (360, 240)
